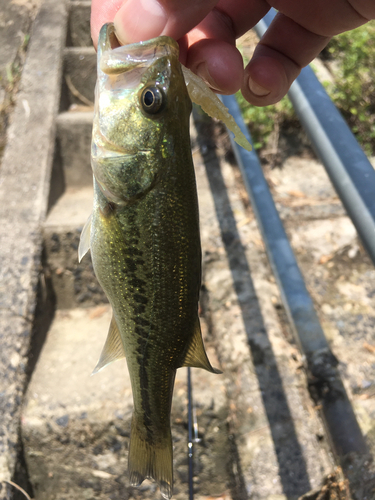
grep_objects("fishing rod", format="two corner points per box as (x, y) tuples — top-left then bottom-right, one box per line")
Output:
(187, 367), (195, 500)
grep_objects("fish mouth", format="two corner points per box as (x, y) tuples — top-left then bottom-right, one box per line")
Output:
(92, 139), (152, 159)
(98, 23), (179, 76)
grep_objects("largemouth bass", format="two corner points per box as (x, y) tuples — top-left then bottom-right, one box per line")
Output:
(79, 23), (222, 499)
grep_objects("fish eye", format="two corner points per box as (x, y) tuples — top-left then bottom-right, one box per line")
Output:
(140, 86), (164, 115)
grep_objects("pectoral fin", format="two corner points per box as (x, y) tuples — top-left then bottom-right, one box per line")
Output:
(180, 316), (222, 374)
(92, 315), (125, 374)
(78, 213), (92, 262)
(181, 65), (252, 152)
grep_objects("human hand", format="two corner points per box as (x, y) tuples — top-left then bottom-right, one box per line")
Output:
(91, 0), (374, 106)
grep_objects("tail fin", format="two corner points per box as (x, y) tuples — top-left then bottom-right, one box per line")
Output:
(128, 415), (173, 499)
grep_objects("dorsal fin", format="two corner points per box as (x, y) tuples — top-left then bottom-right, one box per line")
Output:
(78, 213), (92, 262)
(92, 315), (125, 374)
(180, 316), (222, 374)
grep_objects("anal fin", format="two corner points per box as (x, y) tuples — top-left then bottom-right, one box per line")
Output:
(180, 316), (222, 374)
(92, 315), (125, 374)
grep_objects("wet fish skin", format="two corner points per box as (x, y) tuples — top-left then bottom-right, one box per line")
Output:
(83, 23), (220, 499)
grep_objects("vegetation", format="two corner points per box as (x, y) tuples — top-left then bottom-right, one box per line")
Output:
(0, 33), (30, 159)
(325, 21), (375, 155)
(235, 91), (295, 151)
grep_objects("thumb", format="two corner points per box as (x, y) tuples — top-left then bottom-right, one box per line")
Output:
(91, 0), (124, 48)
(113, 0), (218, 44)
(114, 0), (167, 44)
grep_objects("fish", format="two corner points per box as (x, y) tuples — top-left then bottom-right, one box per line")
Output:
(78, 23), (224, 499)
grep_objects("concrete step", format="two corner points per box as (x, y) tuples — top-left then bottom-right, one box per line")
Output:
(45, 107), (95, 309)
(62, 47), (96, 109)
(56, 111), (93, 189)
(43, 185), (109, 310)
(66, 1), (92, 48)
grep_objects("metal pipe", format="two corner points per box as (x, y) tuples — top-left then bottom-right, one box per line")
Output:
(221, 94), (328, 358)
(220, 93), (367, 460)
(255, 11), (375, 265)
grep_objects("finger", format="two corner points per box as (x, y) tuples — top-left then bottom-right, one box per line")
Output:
(91, 0), (124, 48)
(271, 0), (369, 36)
(242, 13), (330, 105)
(184, 0), (270, 94)
(186, 39), (244, 95)
(352, 0), (375, 20)
(113, 0), (218, 45)
(200, 0), (270, 39)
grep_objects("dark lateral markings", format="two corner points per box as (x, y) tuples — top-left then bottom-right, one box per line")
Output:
(126, 247), (144, 257)
(124, 257), (146, 272)
(132, 316), (150, 327)
(133, 293), (148, 305)
(130, 277), (147, 289)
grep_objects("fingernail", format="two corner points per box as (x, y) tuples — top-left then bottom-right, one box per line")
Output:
(114, 0), (167, 44)
(196, 63), (221, 92)
(248, 77), (270, 97)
